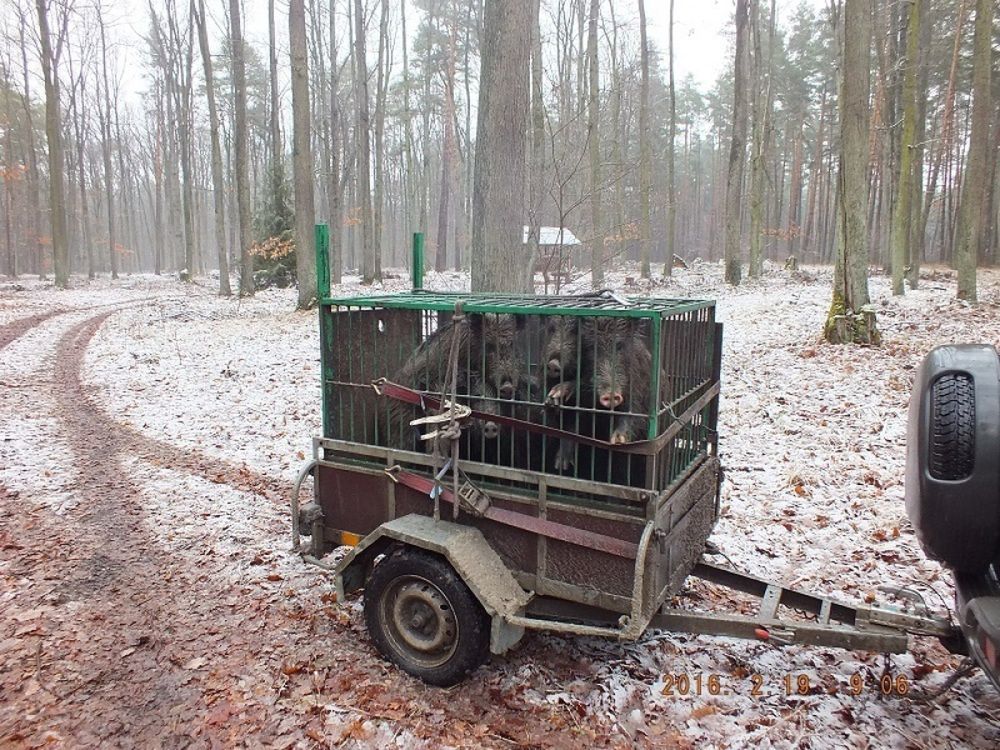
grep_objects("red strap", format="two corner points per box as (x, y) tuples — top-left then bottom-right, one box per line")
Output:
(375, 379), (659, 455)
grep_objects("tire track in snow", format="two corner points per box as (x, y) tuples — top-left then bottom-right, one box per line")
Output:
(63, 312), (289, 506)
(0, 310), (62, 351)
(1, 309), (345, 745)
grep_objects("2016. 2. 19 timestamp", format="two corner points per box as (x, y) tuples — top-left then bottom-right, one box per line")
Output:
(660, 672), (910, 698)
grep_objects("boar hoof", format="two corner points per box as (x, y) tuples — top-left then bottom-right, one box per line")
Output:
(553, 455), (574, 471)
(546, 382), (573, 406)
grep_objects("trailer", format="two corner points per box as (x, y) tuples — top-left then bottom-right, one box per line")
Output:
(292, 231), (960, 686)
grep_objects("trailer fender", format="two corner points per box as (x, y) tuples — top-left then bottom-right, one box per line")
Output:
(332, 514), (533, 655)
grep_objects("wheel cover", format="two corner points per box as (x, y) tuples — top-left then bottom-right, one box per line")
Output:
(379, 574), (459, 669)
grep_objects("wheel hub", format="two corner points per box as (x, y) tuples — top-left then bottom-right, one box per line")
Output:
(382, 576), (459, 668)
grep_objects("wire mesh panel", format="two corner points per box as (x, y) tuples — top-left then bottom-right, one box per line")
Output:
(320, 291), (719, 504)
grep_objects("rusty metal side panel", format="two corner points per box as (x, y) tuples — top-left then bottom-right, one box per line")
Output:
(647, 457), (720, 613)
(538, 505), (643, 607)
(468, 497), (539, 573)
(543, 541), (636, 608)
(394, 486), (540, 576)
(317, 461), (644, 609)
(316, 464), (390, 540)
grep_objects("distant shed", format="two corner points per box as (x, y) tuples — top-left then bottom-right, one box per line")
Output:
(522, 226), (582, 248)
(523, 226), (581, 292)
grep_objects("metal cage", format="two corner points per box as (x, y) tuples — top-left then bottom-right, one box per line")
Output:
(319, 290), (721, 509)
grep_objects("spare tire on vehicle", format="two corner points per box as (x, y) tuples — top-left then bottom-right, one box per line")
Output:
(906, 344), (1000, 573)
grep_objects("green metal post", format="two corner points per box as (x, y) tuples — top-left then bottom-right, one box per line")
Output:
(412, 232), (424, 290)
(315, 223), (331, 299)
(648, 316), (662, 440)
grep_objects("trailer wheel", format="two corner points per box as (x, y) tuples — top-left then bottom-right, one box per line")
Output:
(364, 547), (489, 686)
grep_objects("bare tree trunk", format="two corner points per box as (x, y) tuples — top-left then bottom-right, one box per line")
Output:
(36, 0), (69, 287)
(353, 0), (375, 284)
(327, 0), (343, 285)
(177, 12), (196, 280)
(922, 1), (966, 262)
(890, 0), (920, 295)
(289, 0), (316, 307)
(400, 0), (414, 246)
(955, 0), (992, 302)
(802, 86), (827, 257)
(607, 2), (624, 259)
(909, 0), (931, 278)
(112, 87), (135, 273)
(70, 67), (94, 279)
(825, 0), (878, 344)
(373, 0), (389, 279)
(638, 0), (651, 279)
(749, 0), (776, 278)
(436, 21), (459, 275)
(229, 0), (253, 295)
(526, 0), (544, 285)
(268, 0), (281, 168)
(328, 0), (342, 284)
(97, 13), (118, 279)
(18, 12), (45, 278)
(664, 0), (676, 278)
(3, 103), (17, 276)
(587, 0), (602, 287)
(723, 0), (750, 286)
(193, 0), (231, 295)
(786, 119), (804, 259)
(471, 0), (531, 293)
(153, 84), (165, 275)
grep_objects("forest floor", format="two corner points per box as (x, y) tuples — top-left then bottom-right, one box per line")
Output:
(2, 263), (1000, 749)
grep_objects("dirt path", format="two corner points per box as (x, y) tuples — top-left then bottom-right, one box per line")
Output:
(1, 308), (603, 749)
(0, 311), (63, 351)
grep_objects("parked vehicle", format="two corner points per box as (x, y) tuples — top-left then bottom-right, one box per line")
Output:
(906, 343), (1000, 692)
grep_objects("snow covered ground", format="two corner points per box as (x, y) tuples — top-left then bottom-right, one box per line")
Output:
(3, 263), (1000, 747)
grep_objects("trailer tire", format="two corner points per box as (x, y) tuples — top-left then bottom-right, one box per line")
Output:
(364, 546), (489, 686)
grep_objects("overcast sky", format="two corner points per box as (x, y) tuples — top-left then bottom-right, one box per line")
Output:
(102, 0), (824, 114)
(648, 0), (733, 88)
